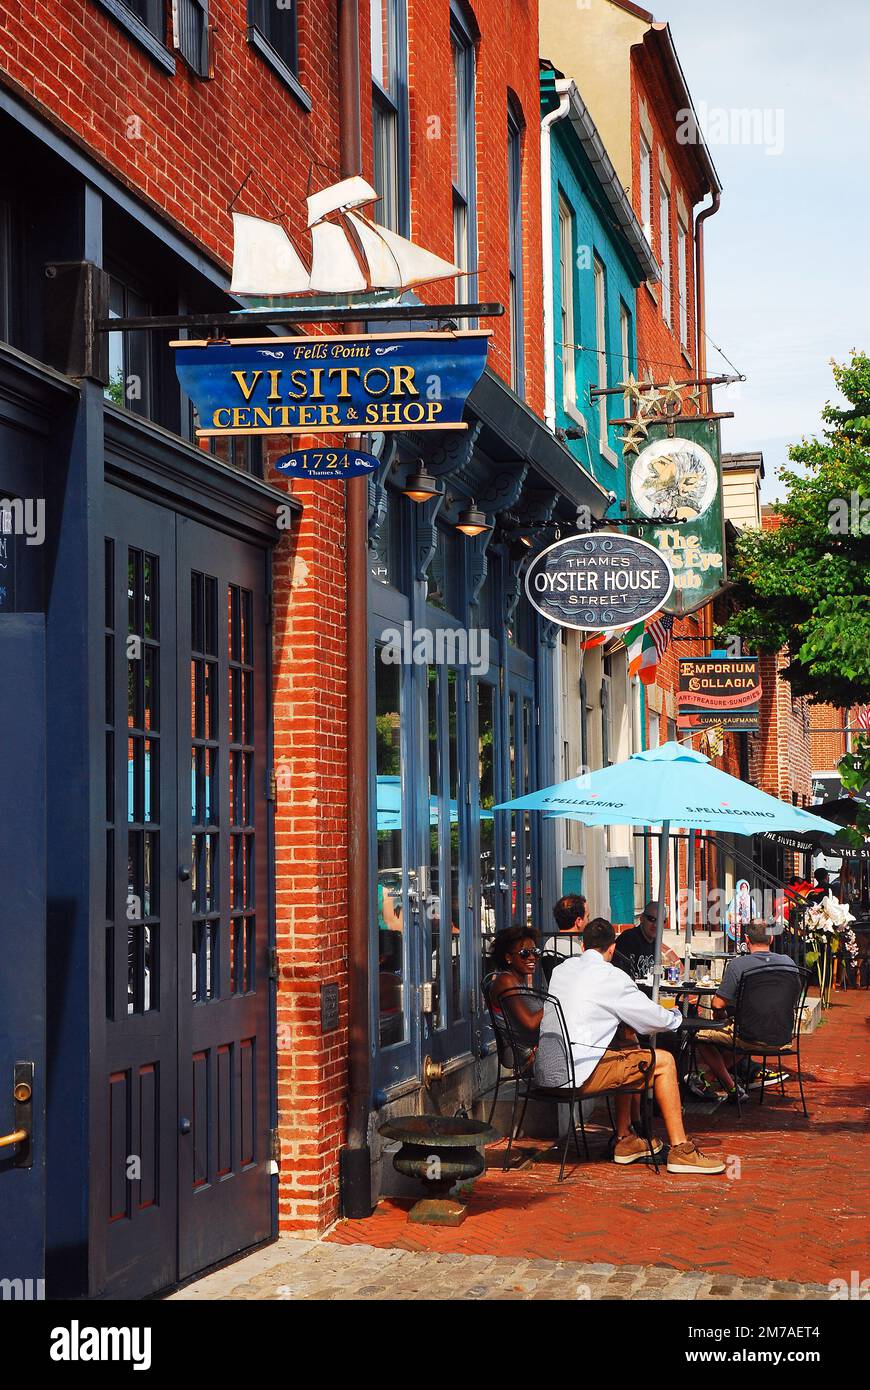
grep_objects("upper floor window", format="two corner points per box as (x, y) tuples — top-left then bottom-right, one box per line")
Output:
(248, 0), (311, 109)
(507, 101), (524, 393)
(602, 654), (613, 766)
(106, 276), (153, 420)
(450, 7), (477, 303)
(639, 133), (652, 244)
(677, 213), (689, 348)
(172, 0), (210, 77)
(94, 0), (175, 73)
(370, 0), (409, 234)
(593, 256), (609, 451)
(558, 194), (576, 411)
(620, 300), (632, 415)
(0, 199), (12, 345)
(659, 179), (672, 326)
(120, 0), (163, 36)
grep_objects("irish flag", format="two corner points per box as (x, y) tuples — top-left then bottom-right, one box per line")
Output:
(624, 621), (658, 684)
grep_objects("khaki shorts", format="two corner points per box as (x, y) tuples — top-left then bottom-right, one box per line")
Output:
(579, 1046), (654, 1095)
(695, 1023), (767, 1051)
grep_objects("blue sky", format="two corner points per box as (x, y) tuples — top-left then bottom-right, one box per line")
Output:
(657, 0), (870, 499)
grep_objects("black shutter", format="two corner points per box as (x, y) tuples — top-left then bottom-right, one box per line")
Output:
(172, 0), (210, 78)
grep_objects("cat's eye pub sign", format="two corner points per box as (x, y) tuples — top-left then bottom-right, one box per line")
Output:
(628, 419), (726, 616)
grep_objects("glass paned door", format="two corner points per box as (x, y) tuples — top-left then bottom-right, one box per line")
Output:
(424, 661), (472, 1063)
(507, 677), (538, 932)
(371, 636), (420, 1091)
(100, 487), (272, 1298)
(175, 515), (271, 1283)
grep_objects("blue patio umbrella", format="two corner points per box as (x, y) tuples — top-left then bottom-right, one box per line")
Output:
(493, 741), (841, 999)
(376, 775), (493, 832)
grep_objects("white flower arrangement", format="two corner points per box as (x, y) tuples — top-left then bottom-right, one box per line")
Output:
(804, 895), (859, 1005)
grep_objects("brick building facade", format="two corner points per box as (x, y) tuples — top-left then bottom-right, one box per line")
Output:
(0, 0), (606, 1294)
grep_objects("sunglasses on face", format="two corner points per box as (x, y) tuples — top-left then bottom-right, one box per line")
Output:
(516, 947), (542, 960)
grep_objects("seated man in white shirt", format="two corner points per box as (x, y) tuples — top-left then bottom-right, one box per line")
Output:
(545, 918), (725, 1174)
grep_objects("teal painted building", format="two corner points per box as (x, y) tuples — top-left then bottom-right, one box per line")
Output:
(540, 63), (660, 927)
(541, 63), (659, 513)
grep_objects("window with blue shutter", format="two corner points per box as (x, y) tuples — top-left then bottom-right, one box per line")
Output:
(172, 0), (210, 78)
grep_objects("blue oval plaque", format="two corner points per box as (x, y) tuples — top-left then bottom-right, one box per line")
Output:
(273, 447), (380, 480)
(524, 533), (674, 632)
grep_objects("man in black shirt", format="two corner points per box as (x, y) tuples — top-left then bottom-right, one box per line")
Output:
(613, 901), (681, 981)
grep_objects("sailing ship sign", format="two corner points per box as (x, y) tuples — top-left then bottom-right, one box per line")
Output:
(173, 176), (490, 438)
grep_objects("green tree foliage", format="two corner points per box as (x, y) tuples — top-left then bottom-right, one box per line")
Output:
(725, 351), (870, 708)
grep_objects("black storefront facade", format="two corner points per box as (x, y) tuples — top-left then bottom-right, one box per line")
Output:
(0, 94), (294, 1298)
(365, 369), (608, 1190)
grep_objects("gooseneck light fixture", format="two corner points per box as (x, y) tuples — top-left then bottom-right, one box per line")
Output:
(455, 500), (491, 538)
(402, 465), (441, 503)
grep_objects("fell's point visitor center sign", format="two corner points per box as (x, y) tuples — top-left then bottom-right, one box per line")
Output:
(525, 534), (674, 632)
(174, 330), (490, 436)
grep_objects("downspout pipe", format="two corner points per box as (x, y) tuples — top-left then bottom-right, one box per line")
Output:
(541, 78), (572, 431)
(694, 189), (721, 413)
(338, 0), (374, 1219)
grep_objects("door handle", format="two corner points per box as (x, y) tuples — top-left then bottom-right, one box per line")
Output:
(0, 1129), (27, 1149)
(3, 1063), (33, 1168)
(179, 1117), (191, 1135)
(178, 865), (191, 881)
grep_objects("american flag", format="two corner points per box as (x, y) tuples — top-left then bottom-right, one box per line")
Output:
(647, 613), (674, 659)
(855, 705), (870, 731)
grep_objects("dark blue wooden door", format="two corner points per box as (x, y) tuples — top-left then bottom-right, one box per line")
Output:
(0, 615), (46, 1292)
(98, 487), (272, 1296)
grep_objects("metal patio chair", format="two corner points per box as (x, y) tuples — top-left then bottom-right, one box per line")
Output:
(496, 986), (660, 1181)
(481, 974), (540, 1165)
(721, 966), (811, 1118)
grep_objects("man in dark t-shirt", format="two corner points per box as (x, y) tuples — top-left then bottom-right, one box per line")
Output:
(613, 901), (681, 981)
(696, 920), (799, 1089)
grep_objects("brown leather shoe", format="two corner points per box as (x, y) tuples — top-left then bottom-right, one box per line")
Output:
(666, 1141), (726, 1174)
(613, 1134), (664, 1164)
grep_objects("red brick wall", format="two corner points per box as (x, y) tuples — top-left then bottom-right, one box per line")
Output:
(270, 461), (350, 1232)
(630, 49), (706, 385)
(4, 0), (548, 1233)
(0, 0), (343, 271)
(809, 703), (850, 774)
(404, 0), (545, 412)
(747, 650), (811, 805)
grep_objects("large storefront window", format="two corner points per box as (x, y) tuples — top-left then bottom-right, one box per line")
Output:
(369, 503), (550, 1091)
(477, 680), (497, 968)
(425, 665), (442, 1026)
(375, 654), (406, 1048)
(427, 525), (461, 614)
(447, 668), (462, 1022)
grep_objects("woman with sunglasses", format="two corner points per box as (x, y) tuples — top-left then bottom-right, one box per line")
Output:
(486, 925), (545, 1063)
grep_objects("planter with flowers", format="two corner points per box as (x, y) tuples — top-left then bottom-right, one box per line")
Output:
(803, 895), (859, 1008)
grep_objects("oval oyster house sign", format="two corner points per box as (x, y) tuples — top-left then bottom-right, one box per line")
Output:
(524, 533), (674, 632)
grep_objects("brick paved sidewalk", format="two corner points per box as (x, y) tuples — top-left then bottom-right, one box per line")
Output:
(329, 991), (870, 1288)
(169, 1238), (832, 1301)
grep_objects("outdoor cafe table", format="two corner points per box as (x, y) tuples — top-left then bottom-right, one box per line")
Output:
(636, 980), (720, 1002)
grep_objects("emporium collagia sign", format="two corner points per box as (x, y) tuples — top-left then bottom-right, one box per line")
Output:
(173, 330), (490, 437)
(524, 534), (674, 632)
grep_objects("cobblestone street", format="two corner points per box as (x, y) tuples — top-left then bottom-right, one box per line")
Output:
(169, 1238), (833, 1301)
